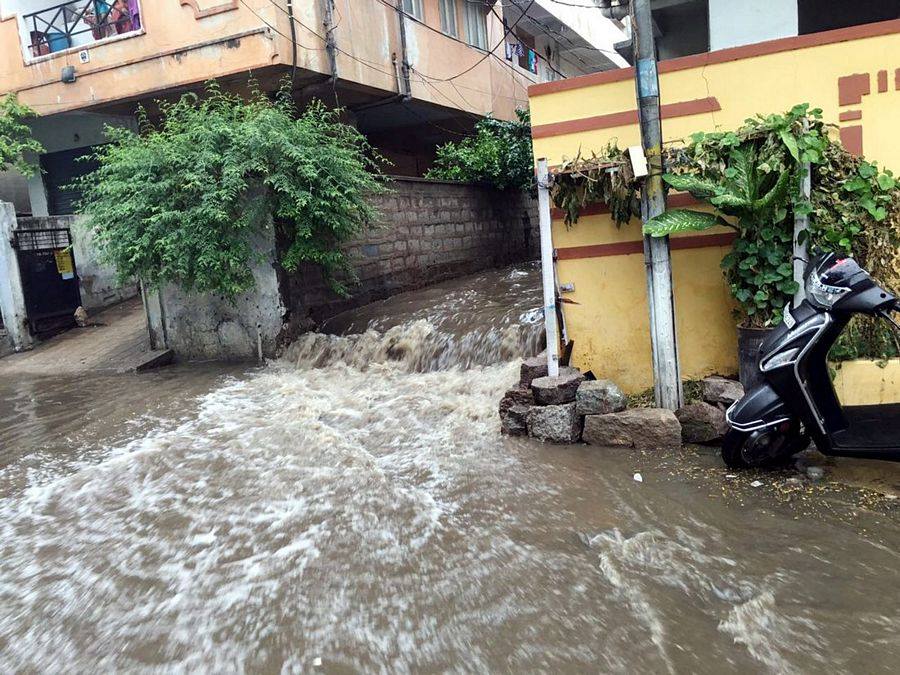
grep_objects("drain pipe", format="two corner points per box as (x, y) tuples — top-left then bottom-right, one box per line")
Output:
(536, 158), (560, 377)
(321, 0), (338, 83)
(394, 0), (412, 100)
(286, 0), (298, 87)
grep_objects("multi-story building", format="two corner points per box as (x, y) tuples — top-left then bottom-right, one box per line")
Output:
(0, 0), (626, 216)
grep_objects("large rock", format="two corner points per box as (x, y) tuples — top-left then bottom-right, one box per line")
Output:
(583, 409), (682, 450)
(527, 403), (582, 443)
(576, 379), (627, 416)
(499, 386), (534, 413)
(702, 376), (744, 407)
(501, 404), (530, 436)
(519, 354), (549, 388)
(676, 402), (729, 444)
(531, 367), (585, 405)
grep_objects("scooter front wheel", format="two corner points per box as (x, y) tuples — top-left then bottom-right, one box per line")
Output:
(721, 426), (806, 469)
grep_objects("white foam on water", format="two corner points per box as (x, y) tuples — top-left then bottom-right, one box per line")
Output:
(0, 356), (535, 672)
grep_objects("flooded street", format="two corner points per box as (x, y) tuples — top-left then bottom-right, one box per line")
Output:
(1, 264), (899, 673)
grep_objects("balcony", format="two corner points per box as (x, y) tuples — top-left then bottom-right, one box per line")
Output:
(13, 0), (142, 61)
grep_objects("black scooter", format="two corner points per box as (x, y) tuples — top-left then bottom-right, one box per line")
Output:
(724, 252), (900, 468)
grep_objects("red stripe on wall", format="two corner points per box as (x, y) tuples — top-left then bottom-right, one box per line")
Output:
(556, 232), (736, 261)
(532, 98), (721, 139)
(840, 125), (864, 155)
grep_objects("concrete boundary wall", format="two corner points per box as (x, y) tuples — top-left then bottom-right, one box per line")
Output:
(0, 202), (32, 351)
(284, 178), (540, 328)
(141, 180), (538, 361)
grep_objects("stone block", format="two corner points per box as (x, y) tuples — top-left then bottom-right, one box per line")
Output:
(531, 368), (584, 405)
(576, 379), (627, 416)
(675, 402), (729, 444)
(501, 404), (530, 436)
(527, 403), (582, 443)
(702, 376), (744, 407)
(499, 385), (534, 413)
(519, 354), (548, 387)
(583, 409), (682, 450)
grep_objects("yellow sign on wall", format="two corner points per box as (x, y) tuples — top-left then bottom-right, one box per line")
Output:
(54, 249), (75, 280)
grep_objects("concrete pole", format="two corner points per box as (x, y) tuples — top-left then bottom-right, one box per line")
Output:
(631, 0), (683, 410)
(793, 125), (811, 308)
(537, 158), (560, 377)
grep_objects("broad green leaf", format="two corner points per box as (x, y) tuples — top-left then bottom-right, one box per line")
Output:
(779, 129), (800, 162)
(710, 192), (751, 210)
(753, 168), (791, 212)
(877, 173), (896, 191)
(725, 146), (756, 199)
(662, 173), (720, 199)
(643, 209), (722, 237)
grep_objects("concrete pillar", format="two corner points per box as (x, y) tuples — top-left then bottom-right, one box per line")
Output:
(0, 202), (34, 351)
(25, 173), (50, 217)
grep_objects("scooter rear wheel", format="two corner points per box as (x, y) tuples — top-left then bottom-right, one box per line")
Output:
(721, 427), (806, 469)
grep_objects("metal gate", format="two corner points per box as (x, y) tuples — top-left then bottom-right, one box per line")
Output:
(12, 228), (82, 337)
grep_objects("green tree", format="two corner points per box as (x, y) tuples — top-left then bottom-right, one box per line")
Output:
(75, 82), (388, 298)
(0, 94), (43, 175)
(426, 109), (533, 191)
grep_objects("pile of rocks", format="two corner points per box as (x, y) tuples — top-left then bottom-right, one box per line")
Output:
(674, 376), (744, 445)
(500, 356), (746, 450)
(500, 356), (673, 449)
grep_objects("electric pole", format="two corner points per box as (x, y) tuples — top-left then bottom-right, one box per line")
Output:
(630, 0), (683, 410)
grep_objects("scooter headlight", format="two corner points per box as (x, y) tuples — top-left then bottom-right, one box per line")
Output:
(806, 274), (850, 309)
(760, 347), (801, 371)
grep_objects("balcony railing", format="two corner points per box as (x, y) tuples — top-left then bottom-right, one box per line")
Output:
(24, 0), (142, 57)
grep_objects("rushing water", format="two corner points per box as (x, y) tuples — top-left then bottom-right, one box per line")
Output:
(1, 263), (899, 673)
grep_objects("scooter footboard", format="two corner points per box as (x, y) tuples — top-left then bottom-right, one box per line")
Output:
(726, 383), (794, 433)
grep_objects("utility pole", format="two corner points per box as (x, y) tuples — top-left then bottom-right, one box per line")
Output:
(630, 0), (683, 410)
(395, 0), (412, 100)
(793, 120), (811, 308)
(321, 0), (338, 84)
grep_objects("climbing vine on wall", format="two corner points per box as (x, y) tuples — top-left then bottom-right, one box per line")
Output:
(551, 104), (900, 356)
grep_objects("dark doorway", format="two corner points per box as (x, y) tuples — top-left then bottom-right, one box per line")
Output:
(39, 146), (101, 216)
(13, 228), (82, 337)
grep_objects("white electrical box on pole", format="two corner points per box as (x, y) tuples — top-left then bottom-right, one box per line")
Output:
(631, 0), (683, 410)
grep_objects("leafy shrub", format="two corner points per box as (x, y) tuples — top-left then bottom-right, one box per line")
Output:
(75, 82), (388, 298)
(426, 109), (533, 191)
(0, 94), (43, 175)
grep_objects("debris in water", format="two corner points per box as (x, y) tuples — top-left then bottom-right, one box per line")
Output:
(750, 480), (764, 488)
(313, 657), (322, 667)
(633, 472), (643, 483)
(725, 474), (737, 479)
(807, 466), (825, 481)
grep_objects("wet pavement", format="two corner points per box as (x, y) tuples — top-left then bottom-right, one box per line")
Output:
(1, 264), (898, 673)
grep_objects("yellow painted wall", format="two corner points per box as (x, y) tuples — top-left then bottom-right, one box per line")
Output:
(833, 360), (900, 406)
(530, 23), (900, 393)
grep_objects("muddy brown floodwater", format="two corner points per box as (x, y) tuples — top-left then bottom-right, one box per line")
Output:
(1, 263), (899, 673)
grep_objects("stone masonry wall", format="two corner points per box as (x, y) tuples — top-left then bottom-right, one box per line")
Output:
(282, 178), (540, 330)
